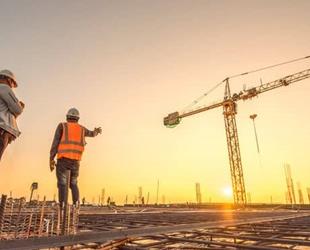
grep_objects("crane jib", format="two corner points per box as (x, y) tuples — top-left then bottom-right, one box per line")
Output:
(164, 68), (310, 123)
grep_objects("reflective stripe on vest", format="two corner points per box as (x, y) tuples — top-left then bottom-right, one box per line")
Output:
(57, 122), (85, 160)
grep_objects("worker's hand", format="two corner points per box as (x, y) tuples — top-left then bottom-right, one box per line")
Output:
(50, 159), (56, 172)
(19, 101), (25, 109)
(94, 127), (102, 136)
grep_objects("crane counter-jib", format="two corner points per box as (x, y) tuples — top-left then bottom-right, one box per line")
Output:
(164, 102), (224, 127)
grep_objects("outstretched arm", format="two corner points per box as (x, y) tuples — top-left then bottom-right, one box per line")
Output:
(84, 127), (102, 137)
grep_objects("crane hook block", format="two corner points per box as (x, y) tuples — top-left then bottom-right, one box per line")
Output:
(164, 112), (180, 128)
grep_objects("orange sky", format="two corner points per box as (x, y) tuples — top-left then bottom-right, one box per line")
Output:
(0, 0), (310, 204)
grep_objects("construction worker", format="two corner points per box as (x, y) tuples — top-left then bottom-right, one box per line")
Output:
(0, 70), (25, 161)
(50, 108), (102, 206)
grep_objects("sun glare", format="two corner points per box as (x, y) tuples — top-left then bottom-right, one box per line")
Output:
(223, 187), (233, 197)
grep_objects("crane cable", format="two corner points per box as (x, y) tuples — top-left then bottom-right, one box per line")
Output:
(182, 80), (225, 113)
(182, 55), (310, 113)
(227, 55), (310, 79)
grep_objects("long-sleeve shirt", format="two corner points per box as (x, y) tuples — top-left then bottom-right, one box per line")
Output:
(50, 122), (96, 161)
(0, 83), (24, 137)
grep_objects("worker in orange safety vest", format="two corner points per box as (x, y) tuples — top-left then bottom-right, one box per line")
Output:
(50, 108), (102, 206)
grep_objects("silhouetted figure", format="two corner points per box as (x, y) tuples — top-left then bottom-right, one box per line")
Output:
(49, 108), (102, 206)
(107, 196), (111, 205)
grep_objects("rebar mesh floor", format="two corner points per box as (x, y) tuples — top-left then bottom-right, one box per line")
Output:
(78, 210), (297, 232)
(1, 208), (309, 250)
(119, 215), (310, 250)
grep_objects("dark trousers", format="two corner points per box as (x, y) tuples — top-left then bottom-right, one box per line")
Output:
(56, 158), (80, 205)
(0, 129), (15, 161)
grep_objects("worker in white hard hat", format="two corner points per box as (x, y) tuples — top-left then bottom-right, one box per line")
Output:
(49, 108), (102, 206)
(0, 69), (25, 161)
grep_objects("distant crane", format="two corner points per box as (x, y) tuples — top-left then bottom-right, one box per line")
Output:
(164, 59), (310, 206)
(29, 182), (38, 202)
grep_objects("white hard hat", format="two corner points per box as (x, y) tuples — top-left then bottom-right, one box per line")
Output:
(66, 108), (80, 119)
(0, 69), (18, 87)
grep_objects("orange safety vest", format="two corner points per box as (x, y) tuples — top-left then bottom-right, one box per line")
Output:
(57, 122), (85, 161)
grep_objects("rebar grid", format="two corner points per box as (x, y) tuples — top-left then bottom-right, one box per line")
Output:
(78, 210), (299, 232)
(0, 208), (309, 250)
(0, 195), (79, 239)
(121, 215), (310, 250)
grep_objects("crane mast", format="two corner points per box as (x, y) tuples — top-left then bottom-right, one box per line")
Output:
(222, 78), (246, 205)
(164, 67), (310, 206)
(223, 99), (246, 205)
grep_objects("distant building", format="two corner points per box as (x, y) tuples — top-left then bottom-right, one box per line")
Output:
(138, 186), (143, 204)
(195, 183), (202, 204)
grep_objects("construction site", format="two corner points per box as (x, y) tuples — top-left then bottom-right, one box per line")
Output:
(0, 55), (310, 249)
(1, 1), (310, 249)
(1, 196), (310, 249)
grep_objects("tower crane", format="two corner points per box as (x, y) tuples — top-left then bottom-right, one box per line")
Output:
(164, 64), (310, 206)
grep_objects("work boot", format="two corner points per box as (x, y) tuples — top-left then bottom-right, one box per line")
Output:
(73, 201), (80, 209)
